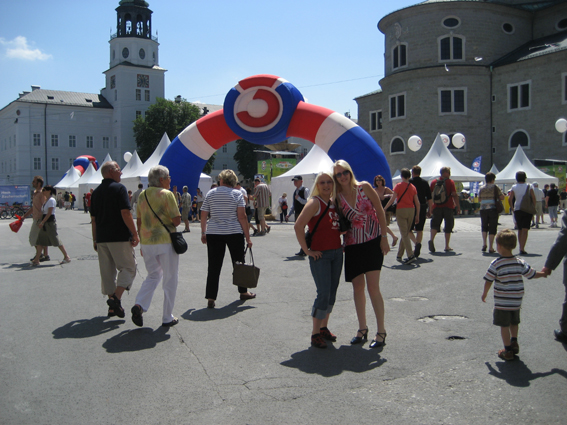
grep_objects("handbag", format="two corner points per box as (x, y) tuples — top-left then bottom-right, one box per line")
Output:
(233, 247), (260, 288)
(493, 186), (504, 214)
(144, 193), (188, 254)
(519, 184), (536, 215)
(9, 215), (23, 233)
(335, 199), (351, 232)
(305, 200), (331, 249)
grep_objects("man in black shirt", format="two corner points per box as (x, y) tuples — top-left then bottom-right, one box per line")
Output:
(408, 166), (433, 257)
(287, 175), (310, 256)
(90, 161), (139, 318)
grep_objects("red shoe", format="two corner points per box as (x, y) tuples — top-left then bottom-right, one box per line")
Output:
(311, 333), (327, 349)
(320, 327), (337, 341)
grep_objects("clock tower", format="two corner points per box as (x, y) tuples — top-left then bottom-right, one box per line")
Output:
(101, 0), (166, 155)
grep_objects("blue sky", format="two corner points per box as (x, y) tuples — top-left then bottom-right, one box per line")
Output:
(0, 0), (417, 119)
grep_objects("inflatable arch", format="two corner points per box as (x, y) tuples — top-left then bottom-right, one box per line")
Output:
(73, 155), (98, 175)
(160, 75), (392, 193)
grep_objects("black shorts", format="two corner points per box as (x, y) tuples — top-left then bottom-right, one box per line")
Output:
(410, 204), (428, 232)
(513, 210), (532, 230)
(430, 207), (454, 233)
(493, 309), (520, 327)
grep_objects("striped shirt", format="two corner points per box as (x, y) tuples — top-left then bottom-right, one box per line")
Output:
(201, 186), (245, 235)
(254, 183), (271, 209)
(483, 256), (536, 311)
(339, 185), (380, 246)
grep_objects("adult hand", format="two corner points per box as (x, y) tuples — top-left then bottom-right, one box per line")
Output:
(93, 241), (98, 252)
(201, 234), (207, 245)
(131, 236), (139, 247)
(246, 239), (253, 248)
(380, 236), (390, 255)
(308, 249), (322, 260)
(541, 267), (552, 276)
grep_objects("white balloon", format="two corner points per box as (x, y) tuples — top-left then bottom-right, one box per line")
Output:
(124, 151), (132, 162)
(452, 133), (466, 148)
(440, 134), (450, 146)
(555, 118), (567, 133)
(408, 135), (422, 152)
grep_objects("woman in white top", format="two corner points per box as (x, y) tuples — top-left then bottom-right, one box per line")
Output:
(201, 170), (254, 309)
(31, 186), (71, 266)
(508, 171), (536, 255)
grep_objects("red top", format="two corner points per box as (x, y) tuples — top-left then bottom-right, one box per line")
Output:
(308, 196), (342, 251)
(393, 182), (417, 209)
(430, 178), (456, 209)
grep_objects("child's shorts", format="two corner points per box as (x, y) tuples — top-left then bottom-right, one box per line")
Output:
(493, 309), (521, 327)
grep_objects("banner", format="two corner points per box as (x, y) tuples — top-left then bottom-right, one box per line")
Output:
(0, 185), (31, 206)
(257, 158), (297, 183)
(470, 156), (482, 195)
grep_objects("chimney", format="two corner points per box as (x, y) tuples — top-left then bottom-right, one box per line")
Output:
(31, 85), (41, 91)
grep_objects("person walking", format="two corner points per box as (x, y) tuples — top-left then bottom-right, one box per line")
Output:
(294, 171), (343, 348)
(532, 182), (545, 228)
(429, 167), (460, 252)
(180, 186), (191, 233)
(22, 176), (49, 262)
(478, 172), (505, 253)
(288, 175), (310, 255)
(409, 166), (432, 257)
(334, 160), (391, 348)
(253, 178), (271, 235)
(546, 183), (560, 228)
(278, 193), (289, 223)
(131, 165), (181, 328)
(90, 161), (139, 318)
(508, 171), (536, 255)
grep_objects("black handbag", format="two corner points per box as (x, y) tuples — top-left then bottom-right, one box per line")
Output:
(305, 201), (331, 249)
(144, 193), (188, 254)
(335, 199), (351, 232)
(233, 247), (260, 288)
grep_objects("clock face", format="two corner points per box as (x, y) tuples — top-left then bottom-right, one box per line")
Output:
(122, 47), (129, 59)
(139, 48), (145, 59)
(137, 74), (149, 88)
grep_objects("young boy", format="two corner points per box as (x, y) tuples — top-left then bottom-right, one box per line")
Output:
(482, 229), (546, 360)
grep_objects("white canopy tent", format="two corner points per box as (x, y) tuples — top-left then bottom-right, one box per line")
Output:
(120, 150), (143, 179)
(68, 162), (97, 191)
(393, 133), (485, 183)
(489, 164), (499, 175)
(54, 166), (82, 191)
(495, 145), (558, 185)
(270, 144), (334, 214)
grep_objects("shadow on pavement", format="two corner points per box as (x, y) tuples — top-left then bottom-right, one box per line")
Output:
(52, 316), (126, 339)
(281, 344), (387, 377)
(182, 300), (254, 322)
(485, 360), (567, 387)
(2, 262), (62, 271)
(103, 327), (171, 353)
(283, 256), (307, 262)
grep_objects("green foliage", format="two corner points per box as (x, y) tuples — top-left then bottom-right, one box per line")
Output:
(234, 139), (260, 179)
(203, 153), (216, 174)
(133, 97), (201, 162)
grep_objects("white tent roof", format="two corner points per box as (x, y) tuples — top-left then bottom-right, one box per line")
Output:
(489, 164), (499, 174)
(54, 166), (82, 190)
(77, 154), (113, 207)
(68, 162), (97, 189)
(393, 133), (485, 183)
(120, 151), (143, 178)
(495, 145), (558, 185)
(130, 133), (171, 178)
(270, 144), (334, 214)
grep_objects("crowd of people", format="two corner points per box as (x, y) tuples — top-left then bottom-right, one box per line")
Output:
(20, 160), (567, 357)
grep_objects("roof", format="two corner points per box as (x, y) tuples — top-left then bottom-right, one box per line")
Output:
(492, 30), (567, 67)
(104, 61), (167, 73)
(15, 89), (112, 109)
(354, 89), (382, 100)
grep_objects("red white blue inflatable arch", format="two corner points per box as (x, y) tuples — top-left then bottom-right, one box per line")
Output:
(160, 74), (392, 192)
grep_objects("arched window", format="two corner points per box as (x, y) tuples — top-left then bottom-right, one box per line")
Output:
(125, 14), (132, 35)
(392, 43), (408, 70)
(509, 130), (530, 149)
(390, 137), (405, 155)
(439, 34), (464, 61)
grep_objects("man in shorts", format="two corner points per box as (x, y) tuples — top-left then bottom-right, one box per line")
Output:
(22, 176), (49, 262)
(253, 178), (271, 236)
(428, 167), (460, 252)
(409, 165), (432, 257)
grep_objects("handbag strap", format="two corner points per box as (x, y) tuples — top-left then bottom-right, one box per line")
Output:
(144, 192), (172, 234)
(310, 199), (331, 239)
(397, 182), (410, 204)
(244, 246), (255, 265)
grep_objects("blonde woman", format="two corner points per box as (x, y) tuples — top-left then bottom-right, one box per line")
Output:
(334, 160), (390, 348)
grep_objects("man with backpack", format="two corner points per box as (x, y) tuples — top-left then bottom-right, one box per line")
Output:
(429, 167), (460, 252)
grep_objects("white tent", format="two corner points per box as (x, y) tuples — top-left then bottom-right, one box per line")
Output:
(78, 154), (112, 207)
(393, 133), (485, 183)
(495, 145), (558, 185)
(270, 144), (334, 214)
(54, 166), (82, 190)
(120, 150), (143, 179)
(68, 162), (97, 190)
(489, 164), (499, 174)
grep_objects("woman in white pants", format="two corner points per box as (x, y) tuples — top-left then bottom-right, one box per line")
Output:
(131, 165), (181, 327)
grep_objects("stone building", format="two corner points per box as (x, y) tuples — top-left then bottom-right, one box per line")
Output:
(356, 0), (567, 176)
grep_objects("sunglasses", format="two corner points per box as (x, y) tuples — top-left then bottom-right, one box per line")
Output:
(334, 170), (350, 179)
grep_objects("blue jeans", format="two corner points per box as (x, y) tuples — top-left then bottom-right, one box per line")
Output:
(309, 248), (343, 320)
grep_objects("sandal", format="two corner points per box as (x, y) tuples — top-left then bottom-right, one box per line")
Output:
(498, 349), (515, 361)
(370, 332), (387, 348)
(481, 245), (487, 252)
(107, 294), (125, 318)
(131, 304), (143, 327)
(350, 327), (368, 345)
(489, 248), (496, 254)
(392, 237), (398, 247)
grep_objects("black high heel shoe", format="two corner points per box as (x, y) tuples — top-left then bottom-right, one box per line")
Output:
(350, 327), (368, 345)
(369, 332), (387, 348)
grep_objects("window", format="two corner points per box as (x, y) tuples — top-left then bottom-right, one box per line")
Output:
(392, 43), (407, 70)
(442, 17), (460, 29)
(51, 134), (59, 147)
(103, 136), (110, 149)
(389, 93), (406, 120)
(447, 134), (465, 150)
(136, 111), (142, 119)
(370, 110), (382, 132)
(562, 73), (567, 104)
(509, 130), (530, 149)
(34, 158), (41, 170)
(562, 132), (566, 147)
(439, 35), (464, 61)
(86, 136), (93, 148)
(114, 136), (118, 148)
(145, 90), (150, 101)
(223, 164), (228, 170)
(502, 23), (514, 34)
(69, 135), (76, 148)
(439, 88), (466, 114)
(390, 137), (405, 155)
(115, 90), (117, 101)
(136, 89), (141, 101)
(51, 158), (59, 171)
(222, 145), (228, 153)
(33, 134), (41, 146)
(69, 158), (74, 168)
(508, 81), (531, 111)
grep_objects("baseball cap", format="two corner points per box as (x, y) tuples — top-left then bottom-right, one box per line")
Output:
(291, 175), (303, 181)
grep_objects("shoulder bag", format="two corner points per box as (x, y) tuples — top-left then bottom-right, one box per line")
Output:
(493, 185), (504, 214)
(144, 193), (187, 254)
(233, 247), (260, 288)
(305, 200), (331, 249)
(335, 199), (351, 232)
(519, 184), (537, 215)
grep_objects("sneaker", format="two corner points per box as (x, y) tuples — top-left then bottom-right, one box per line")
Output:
(258, 231), (266, 236)
(428, 240), (435, 253)
(510, 340), (519, 355)
(162, 317), (179, 327)
(40, 255), (50, 262)
(414, 243), (421, 257)
(320, 327), (337, 342)
(311, 333), (327, 349)
(498, 349), (515, 361)
(404, 255), (417, 264)
(252, 230), (258, 236)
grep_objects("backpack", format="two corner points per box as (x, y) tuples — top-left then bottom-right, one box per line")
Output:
(432, 180), (447, 205)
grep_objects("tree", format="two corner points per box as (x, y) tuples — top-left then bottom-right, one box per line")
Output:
(133, 97), (202, 163)
(234, 139), (261, 180)
(202, 153), (216, 175)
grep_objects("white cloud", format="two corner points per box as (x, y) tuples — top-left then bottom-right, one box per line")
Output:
(0, 36), (52, 61)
